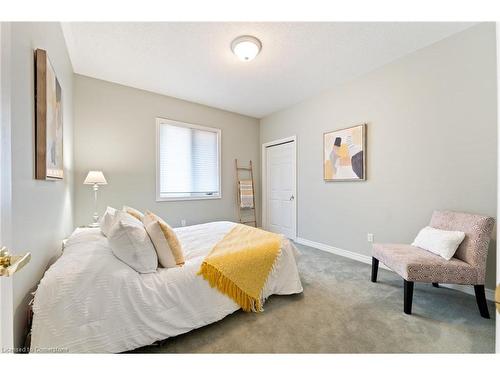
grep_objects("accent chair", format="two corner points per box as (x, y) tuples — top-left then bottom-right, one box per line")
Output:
(371, 210), (495, 318)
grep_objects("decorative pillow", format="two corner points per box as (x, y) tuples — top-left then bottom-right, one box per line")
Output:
(411, 226), (465, 260)
(143, 212), (184, 268)
(108, 211), (158, 273)
(123, 206), (144, 221)
(100, 206), (117, 237)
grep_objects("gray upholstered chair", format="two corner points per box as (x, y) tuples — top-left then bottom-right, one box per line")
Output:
(371, 210), (495, 318)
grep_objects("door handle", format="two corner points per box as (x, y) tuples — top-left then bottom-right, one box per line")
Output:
(0, 247), (31, 277)
(496, 284), (500, 314)
(290, 195), (295, 201)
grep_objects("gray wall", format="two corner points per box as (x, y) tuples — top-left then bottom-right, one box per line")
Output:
(260, 23), (497, 289)
(7, 22), (74, 348)
(74, 75), (260, 229)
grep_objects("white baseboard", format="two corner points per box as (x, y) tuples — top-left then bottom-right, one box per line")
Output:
(295, 237), (495, 302)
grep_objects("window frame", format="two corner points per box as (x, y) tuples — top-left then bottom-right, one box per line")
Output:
(156, 117), (222, 202)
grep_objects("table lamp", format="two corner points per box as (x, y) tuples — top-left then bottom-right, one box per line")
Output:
(84, 170), (108, 227)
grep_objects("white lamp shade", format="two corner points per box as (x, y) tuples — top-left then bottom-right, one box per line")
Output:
(84, 171), (108, 185)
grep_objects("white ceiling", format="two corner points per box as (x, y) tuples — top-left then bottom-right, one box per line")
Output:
(62, 22), (475, 118)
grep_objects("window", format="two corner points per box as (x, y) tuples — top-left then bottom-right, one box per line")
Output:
(156, 118), (221, 201)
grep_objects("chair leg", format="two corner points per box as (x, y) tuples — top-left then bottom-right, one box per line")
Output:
(432, 283), (439, 288)
(404, 280), (414, 315)
(371, 257), (379, 283)
(473, 285), (490, 319)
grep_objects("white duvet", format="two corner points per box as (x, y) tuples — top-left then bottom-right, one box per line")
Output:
(30, 221), (303, 353)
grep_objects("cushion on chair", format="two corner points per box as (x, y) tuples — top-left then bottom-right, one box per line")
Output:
(411, 226), (465, 260)
(372, 243), (478, 284)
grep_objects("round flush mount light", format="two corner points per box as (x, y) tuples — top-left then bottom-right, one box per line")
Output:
(231, 35), (262, 61)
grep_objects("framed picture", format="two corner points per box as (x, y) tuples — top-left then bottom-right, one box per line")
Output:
(323, 124), (366, 181)
(35, 49), (63, 180)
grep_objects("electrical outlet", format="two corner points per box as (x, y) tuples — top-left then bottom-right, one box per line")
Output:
(367, 233), (374, 243)
(181, 219), (187, 227)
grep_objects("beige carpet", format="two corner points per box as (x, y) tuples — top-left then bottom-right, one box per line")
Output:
(131, 243), (495, 353)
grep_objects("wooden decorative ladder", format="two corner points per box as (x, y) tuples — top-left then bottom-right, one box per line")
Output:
(235, 159), (257, 227)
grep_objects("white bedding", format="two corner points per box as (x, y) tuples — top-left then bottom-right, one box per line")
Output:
(30, 221), (303, 353)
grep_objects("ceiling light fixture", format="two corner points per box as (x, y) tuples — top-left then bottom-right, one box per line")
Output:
(231, 35), (262, 62)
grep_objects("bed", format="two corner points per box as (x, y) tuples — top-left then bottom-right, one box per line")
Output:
(30, 221), (303, 353)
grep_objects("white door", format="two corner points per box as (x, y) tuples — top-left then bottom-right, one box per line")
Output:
(0, 21), (4, 351)
(0, 21), (3, 352)
(265, 140), (296, 239)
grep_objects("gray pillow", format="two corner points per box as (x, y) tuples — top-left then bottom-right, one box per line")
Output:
(107, 211), (158, 273)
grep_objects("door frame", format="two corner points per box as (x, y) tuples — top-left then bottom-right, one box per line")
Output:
(496, 21), (500, 355)
(0, 21), (14, 352)
(0, 20), (3, 352)
(261, 135), (297, 240)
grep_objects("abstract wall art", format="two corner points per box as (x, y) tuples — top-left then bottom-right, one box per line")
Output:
(323, 124), (366, 181)
(35, 48), (64, 180)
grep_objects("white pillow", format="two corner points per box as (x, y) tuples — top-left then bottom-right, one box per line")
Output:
(100, 206), (117, 237)
(411, 226), (465, 260)
(108, 211), (158, 273)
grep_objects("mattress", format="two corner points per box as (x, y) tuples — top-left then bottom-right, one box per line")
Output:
(30, 221), (303, 353)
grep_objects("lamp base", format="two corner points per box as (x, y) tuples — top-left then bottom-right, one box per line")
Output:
(89, 212), (100, 228)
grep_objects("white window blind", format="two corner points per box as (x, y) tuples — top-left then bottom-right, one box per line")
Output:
(157, 118), (221, 200)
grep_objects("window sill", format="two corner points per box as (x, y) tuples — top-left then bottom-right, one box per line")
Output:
(156, 195), (222, 202)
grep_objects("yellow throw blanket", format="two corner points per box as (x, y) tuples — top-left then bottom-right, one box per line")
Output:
(197, 224), (282, 312)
